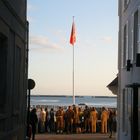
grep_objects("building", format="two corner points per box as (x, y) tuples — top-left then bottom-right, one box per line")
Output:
(118, 0), (140, 140)
(0, 0), (28, 140)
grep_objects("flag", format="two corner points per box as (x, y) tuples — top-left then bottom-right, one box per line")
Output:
(70, 21), (76, 46)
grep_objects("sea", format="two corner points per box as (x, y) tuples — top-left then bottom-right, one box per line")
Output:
(30, 95), (117, 108)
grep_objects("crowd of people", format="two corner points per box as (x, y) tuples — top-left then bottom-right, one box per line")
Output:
(29, 105), (117, 140)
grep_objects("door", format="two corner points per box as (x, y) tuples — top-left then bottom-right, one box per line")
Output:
(127, 88), (132, 139)
(131, 86), (138, 140)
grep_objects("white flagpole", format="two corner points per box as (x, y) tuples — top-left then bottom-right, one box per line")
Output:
(70, 16), (75, 105)
(73, 43), (75, 105)
(72, 16), (75, 105)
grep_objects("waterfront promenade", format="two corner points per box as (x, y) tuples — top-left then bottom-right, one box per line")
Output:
(36, 133), (116, 140)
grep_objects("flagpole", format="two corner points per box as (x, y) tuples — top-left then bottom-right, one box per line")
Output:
(70, 16), (76, 105)
(72, 16), (75, 105)
(73, 43), (75, 105)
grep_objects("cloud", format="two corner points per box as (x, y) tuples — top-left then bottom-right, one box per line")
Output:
(84, 40), (97, 47)
(77, 39), (97, 48)
(101, 36), (113, 43)
(51, 29), (67, 45)
(29, 35), (62, 51)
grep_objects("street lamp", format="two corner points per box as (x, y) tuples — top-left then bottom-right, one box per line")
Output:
(27, 79), (35, 138)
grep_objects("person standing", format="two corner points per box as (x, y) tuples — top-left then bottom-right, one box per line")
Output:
(73, 106), (81, 133)
(108, 109), (114, 138)
(30, 108), (38, 140)
(56, 107), (64, 134)
(45, 107), (49, 132)
(113, 110), (117, 132)
(40, 108), (46, 133)
(65, 106), (74, 133)
(49, 108), (55, 133)
(90, 107), (98, 133)
(79, 107), (84, 133)
(101, 107), (108, 133)
(83, 106), (90, 133)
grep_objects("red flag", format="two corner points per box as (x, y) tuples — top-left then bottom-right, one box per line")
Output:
(70, 21), (76, 46)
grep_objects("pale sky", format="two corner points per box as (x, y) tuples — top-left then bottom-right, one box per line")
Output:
(27, 0), (118, 96)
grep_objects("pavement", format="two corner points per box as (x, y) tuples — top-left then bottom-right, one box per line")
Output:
(35, 133), (116, 140)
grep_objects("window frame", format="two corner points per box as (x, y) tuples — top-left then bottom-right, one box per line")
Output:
(122, 23), (129, 68)
(133, 10), (138, 62)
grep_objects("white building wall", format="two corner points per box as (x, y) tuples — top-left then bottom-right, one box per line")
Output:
(118, 0), (140, 140)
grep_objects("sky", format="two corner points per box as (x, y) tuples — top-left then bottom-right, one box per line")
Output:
(27, 0), (118, 96)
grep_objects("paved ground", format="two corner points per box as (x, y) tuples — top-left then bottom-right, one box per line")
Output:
(35, 133), (116, 140)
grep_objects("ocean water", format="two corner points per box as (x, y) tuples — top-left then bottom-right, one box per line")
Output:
(30, 96), (117, 108)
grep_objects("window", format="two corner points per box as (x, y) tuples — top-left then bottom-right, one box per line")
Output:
(124, 0), (128, 7)
(13, 46), (21, 112)
(133, 10), (138, 62)
(124, 0), (129, 10)
(0, 33), (8, 113)
(122, 24), (128, 67)
(122, 89), (126, 131)
(12, 45), (21, 128)
(122, 89), (128, 133)
(131, 29), (134, 61)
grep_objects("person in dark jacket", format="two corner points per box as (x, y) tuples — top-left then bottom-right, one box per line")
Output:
(83, 106), (90, 132)
(49, 108), (55, 133)
(108, 109), (114, 138)
(65, 106), (74, 133)
(30, 108), (38, 140)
